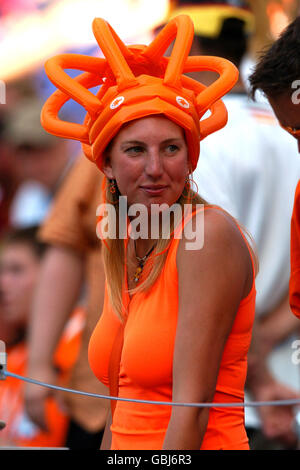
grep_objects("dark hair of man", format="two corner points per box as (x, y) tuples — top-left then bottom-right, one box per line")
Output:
(196, 17), (248, 68)
(1, 226), (48, 260)
(249, 16), (300, 100)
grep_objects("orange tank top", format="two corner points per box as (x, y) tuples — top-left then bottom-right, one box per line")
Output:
(88, 208), (256, 450)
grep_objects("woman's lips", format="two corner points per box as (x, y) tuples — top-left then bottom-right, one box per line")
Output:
(140, 185), (168, 195)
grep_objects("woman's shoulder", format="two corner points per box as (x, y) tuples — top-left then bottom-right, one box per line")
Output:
(176, 204), (254, 296)
(179, 204), (248, 253)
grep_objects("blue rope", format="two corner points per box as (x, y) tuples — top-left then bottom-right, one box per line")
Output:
(4, 370), (300, 409)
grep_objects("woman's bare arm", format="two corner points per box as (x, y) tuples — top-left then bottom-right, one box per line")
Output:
(100, 409), (112, 450)
(163, 209), (252, 450)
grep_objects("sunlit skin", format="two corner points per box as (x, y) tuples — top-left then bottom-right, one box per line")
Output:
(268, 93), (300, 153)
(103, 116), (190, 209)
(103, 116), (189, 256)
(0, 243), (40, 328)
(102, 116), (190, 258)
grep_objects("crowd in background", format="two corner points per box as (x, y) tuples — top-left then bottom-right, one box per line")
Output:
(1, 0), (300, 450)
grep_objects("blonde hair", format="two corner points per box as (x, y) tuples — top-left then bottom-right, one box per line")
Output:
(101, 175), (259, 321)
(102, 177), (206, 321)
(101, 130), (259, 321)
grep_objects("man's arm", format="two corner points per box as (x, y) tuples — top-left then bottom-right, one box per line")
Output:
(100, 410), (112, 450)
(246, 297), (300, 447)
(25, 245), (84, 430)
(256, 292), (300, 357)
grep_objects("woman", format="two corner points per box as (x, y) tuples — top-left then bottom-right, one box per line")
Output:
(41, 15), (256, 449)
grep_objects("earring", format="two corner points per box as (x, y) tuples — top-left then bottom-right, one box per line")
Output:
(183, 174), (198, 201)
(185, 176), (190, 191)
(109, 179), (117, 194)
(182, 175), (191, 199)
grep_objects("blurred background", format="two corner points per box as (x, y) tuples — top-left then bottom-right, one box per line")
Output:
(1, 0), (299, 238)
(0, 0), (300, 450)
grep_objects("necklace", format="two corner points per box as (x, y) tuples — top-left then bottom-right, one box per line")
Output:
(133, 240), (156, 283)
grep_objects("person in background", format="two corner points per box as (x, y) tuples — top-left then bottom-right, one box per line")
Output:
(0, 114), (20, 237)
(0, 226), (85, 448)
(249, 15), (300, 354)
(2, 95), (74, 228)
(169, 0), (300, 449)
(24, 156), (109, 450)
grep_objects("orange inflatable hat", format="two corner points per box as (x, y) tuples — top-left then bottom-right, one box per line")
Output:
(41, 15), (238, 172)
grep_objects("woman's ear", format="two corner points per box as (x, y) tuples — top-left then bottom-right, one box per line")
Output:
(102, 154), (114, 180)
(187, 163), (193, 177)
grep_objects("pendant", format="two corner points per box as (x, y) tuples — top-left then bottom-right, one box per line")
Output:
(133, 262), (144, 283)
(132, 242), (156, 283)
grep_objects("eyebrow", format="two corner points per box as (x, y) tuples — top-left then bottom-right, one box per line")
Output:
(120, 138), (184, 146)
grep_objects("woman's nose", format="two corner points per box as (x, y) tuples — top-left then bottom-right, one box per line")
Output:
(144, 149), (164, 178)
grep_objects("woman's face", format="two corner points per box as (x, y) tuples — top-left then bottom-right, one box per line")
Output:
(103, 116), (189, 209)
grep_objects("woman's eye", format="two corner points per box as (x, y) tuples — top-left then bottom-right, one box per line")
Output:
(166, 144), (179, 154)
(125, 146), (144, 155)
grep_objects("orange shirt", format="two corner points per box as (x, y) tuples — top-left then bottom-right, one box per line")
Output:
(0, 308), (85, 448)
(290, 180), (300, 318)
(89, 210), (256, 450)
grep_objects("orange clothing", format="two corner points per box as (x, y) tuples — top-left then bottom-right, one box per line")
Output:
(38, 155), (108, 432)
(0, 308), (85, 448)
(290, 180), (300, 318)
(88, 210), (256, 450)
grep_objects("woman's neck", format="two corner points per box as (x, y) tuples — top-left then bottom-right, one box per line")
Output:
(131, 237), (157, 259)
